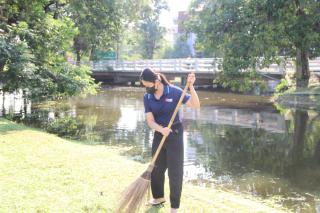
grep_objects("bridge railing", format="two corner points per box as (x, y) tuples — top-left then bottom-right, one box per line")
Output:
(92, 58), (223, 73)
(91, 57), (320, 75)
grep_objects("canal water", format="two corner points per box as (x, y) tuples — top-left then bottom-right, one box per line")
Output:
(1, 88), (320, 212)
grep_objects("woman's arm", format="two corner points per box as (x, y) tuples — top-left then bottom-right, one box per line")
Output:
(186, 73), (200, 109)
(145, 112), (171, 136)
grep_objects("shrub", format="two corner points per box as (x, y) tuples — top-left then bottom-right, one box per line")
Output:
(46, 116), (85, 138)
(275, 79), (289, 93)
(214, 71), (267, 93)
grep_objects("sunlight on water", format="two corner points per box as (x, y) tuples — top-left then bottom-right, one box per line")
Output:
(117, 107), (139, 131)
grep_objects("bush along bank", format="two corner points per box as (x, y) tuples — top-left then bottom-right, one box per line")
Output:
(214, 71), (268, 95)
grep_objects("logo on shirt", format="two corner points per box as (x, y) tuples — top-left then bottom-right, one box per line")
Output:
(165, 98), (173, 102)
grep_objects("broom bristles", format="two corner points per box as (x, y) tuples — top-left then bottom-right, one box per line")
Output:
(116, 164), (154, 213)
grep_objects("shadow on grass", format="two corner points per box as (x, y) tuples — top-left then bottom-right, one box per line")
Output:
(0, 119), (26, 134)
(144, 204), (165, 213)
(0, 118), (152, 167)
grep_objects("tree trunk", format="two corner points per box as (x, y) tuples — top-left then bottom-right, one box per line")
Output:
(76, 50), (81, 66)
(89, 46), (96, 61)
(74, 36), (82, 66)
(116, 40), (120, 60)
(295, 47), (310, 88)
(53, 1), (59, 19)
(23, 90), (28, 116)
(2, 91), (5, 115)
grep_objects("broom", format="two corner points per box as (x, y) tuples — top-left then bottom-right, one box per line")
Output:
(116, 79), (191, 213)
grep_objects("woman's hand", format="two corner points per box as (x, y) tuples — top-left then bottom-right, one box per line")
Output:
(187, 73), (196, 87)
(186, 72), (200, 109)
(160, 127), (172, 137)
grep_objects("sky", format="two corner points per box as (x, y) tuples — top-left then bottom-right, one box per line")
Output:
(159, 0), (192, 29)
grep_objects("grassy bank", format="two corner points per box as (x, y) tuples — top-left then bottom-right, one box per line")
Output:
(0, 118), (288, 212)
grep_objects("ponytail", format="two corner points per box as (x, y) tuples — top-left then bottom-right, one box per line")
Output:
(140, 68), (171, 86)
(156, 73), (171, 86)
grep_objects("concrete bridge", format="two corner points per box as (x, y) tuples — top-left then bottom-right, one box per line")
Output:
(90, 57), (320, 87)
(92, 58), (222, 85)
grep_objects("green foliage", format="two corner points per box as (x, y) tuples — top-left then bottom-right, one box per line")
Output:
(46, 116), (85, 138)
(69, 0), (147, 62)
(135, 0), (168, 59)
(0, 0), (150, 99)
(275, 79), (289, 93)
(162, 37), (192, 59)
(69, 0), (121, 62)
(215, 71), (267, 93)
(117, 0), (168, 60)
(0, 31), (36, 92)
(273, 102), (290, 115)
(117, 28), (143, 60)
(28, 64), (98, 100)
(188, 0), (320, 87)
(0, 0), (102, 99)
(8, 111), (88, 139)
(152, 39), (172, 59)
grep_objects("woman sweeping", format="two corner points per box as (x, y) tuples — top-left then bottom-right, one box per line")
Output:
(140, 68), (200, 213)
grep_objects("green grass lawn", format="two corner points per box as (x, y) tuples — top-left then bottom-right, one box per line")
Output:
(0, 118), (289, 213)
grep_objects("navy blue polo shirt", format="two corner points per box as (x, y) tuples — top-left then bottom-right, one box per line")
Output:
(143, 84), (191, 126)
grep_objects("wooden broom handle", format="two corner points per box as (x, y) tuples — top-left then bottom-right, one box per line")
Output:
(150, 81), (190, 165)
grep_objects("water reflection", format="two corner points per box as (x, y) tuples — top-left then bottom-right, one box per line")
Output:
(1, 87), (320, 212)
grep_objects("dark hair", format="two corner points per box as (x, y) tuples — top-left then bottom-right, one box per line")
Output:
(140, 68), (170, 86)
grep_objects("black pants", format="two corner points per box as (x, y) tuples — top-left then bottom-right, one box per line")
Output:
(151, 123), (184, 209)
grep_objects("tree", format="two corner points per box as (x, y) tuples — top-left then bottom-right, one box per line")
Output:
(68, 0), (121, 63)
(0, 29), (36, 93)
(170, 37), (193, 58)
(0, 0), (97, 99)
(68, 0), (147, 63)
(159, 37), (193, 59)
(188, 0), (320, 87)
(135, 0), (168, 59)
